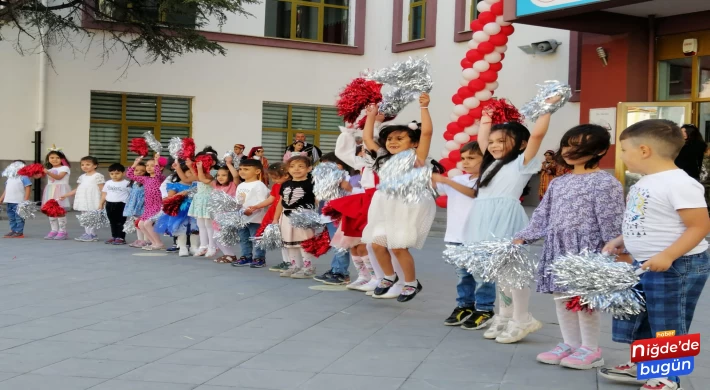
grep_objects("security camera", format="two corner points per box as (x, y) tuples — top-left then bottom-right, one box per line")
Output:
(532, 40), (560, 54)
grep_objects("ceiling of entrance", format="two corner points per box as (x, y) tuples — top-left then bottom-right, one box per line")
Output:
(606, 0), (710, 18)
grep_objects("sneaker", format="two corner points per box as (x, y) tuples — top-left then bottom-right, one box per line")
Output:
(250, 258), (266, 268)
(269, 261), (291, 272)
(75, 234), (93, 242)
(54, 232), (68, 240)
(495, 316), (543, 344)
(89, 234), (98, 242)
(346, 277), (371, 290)
(113, 238), (127, 245)
(461, 310), (494, 330)
(641, 378), (681, 390)
(560, 346), (604, 370)
(280, 265), (300, 277)
(599, 362), (643, 383)
(231, 256), (253, 267)
(291, 267), (316, 279)
(322, 273), (350, 286)
(12, 233), (24, 238)
(44, 231), (58, 240)
(373, 275), (399, 296)
(397, 281), (423, 302)
(104, 238), (116, 244)
(312, 269), (334, 283)
(128, 240), (144, 248)
(166, 245), (179, 253)
(537, 343), (575, 365)
(444, 307), (475, 326)
(483, 315), (511, 339)
(3, 232), (16, 238)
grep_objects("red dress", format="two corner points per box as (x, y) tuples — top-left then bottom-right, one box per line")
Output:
(324, 173), (378, 239)
(256, 183), (281, 237)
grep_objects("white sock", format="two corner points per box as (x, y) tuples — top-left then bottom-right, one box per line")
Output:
(136, 229), (145, 241)
(384, 274), (396, 281)
(405, 280), (418, 287)
(367, 244), (384, 280)
(58, 217), (67, 232)
(281, 248), (290, 264)
(49, 218), (58, 232)
(498, 287), (514, 318)
(85, 227), (95, 236)
(361, 255), (374, 277)
(512, 287), (532, 323)
(300, 248), (315, 270)
(554, 293), (582, 348)
(288, 247), (304, 268)
(351, 256), (366, 278)
(579, 309), (601, 349)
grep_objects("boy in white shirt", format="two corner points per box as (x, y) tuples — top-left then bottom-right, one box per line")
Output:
(1, 160), (32, 238)
(433, 142), (497, 330)
(600, 119), (710, 390)
(233, 159), (270, 268)
(99, 163), (131, 245)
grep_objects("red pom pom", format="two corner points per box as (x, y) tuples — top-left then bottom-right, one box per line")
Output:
(470, 20), (483, 31)
(501, 25), (515, 36)
(17, 163), (46, 178)
(435, 195), (448, 208)
(439, 158), (455, 171)
(489, 33), (508, 46)
(477, 42), (495, 54)
(458, 115), (475, 127)
(337, 78), (383, 124)
(483, 98), (523, 125)
(458, 87), (474, 98)
(480, 70), (498, 83)
(195, 154), (214, 175)
(566, 296), (593, 313)
(322, 203), (342, 220)
(466, 49), (483, 63)
(478, 11), (496, 25)
(447, 122), (463, 134)
(452, 94), (464, 105)
(443, 131), (455, 141)
(130, 138), (149, 157)
(468, 79), (486, 92)
(489, 62), (503, 72)
(460, 59), (473, 69)
(162, 194), (186, 216)
(301, 230), (331, 258)
(490, 2), (504, 16)
(181, 138), (196, 160)
(41, 199), (66, 218)
(356, 114), (395, 130)
(449, 150), (461, 162)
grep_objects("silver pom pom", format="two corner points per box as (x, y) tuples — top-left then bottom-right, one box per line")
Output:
(550, 251), (645, 319)
(208, 190), (240, 217)
(214, 211), (249, 231)
(377, 149), (434, 204)
(17, 200), (39, 220)
(2, 161), (25, 178)
(313, 162), (347, 201)
(168, 137), (183, 160)
(77, 210), (110, 229)
(214, 227), (240, 246)
(123, 216), (137, 234)
(289, 208), (325, 230)
(148, 211), (164, 223)
(519, 81), (573, 122)
(143, 131), (163, 154)
(223, 151), (240, 168)
(254, 224), (283, 251)
(363, 56), (433, 117)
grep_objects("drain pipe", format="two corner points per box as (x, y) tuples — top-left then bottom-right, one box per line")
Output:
(33, 0), (48, 202)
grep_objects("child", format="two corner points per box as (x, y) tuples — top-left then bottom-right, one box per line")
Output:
(60, 156), (105, 242)
(249, 163), (292, 271)
(157, 160), (197, 257)
(434, 142), (494, 328)
(125, 162), (148, 247)
(248, 146), (270, 186)
(361, 93), (435, 302)
(513, 125), (624, 368)
(161, 158), (180, 253)
(188, 147), (218, 257)
(600, 119), (710, 390)
(231, 159), (269, 267)
(100, 163), (131, 245)
(127, 153), (166, 250)
(283, 141), (305, 161)
(1, 160), (32, 238)
(274, 156), (318, 278)
(461, 96), (558, 342)
(211, 163), (237, 263)
(42, 149), (71, 240)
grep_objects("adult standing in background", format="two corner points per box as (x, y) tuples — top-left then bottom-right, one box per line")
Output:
(675, 124), (707, 180)
(284, 132), (322, 164)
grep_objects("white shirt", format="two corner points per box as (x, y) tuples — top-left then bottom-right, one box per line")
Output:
(3, 176), (32, 204)
(102, 179), (130, 203)
(160, 177), (170, 199)
(436, 174), (477, 243)
(237, 180), (270, 224)
(47, 166), (70, 185)
(477, 153), (541, 200)
(623, 169), (709, 262)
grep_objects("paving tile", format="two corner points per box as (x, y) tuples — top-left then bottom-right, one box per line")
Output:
(206, 368), (314, 389)
(4, 340), (105, 358)
(411, 360), (507, 384)
(299, 373), (404, 390)
(31, 358), (146, 379)
(80, 345), (180, 363)
(45, 329), (138, 344)
(239, 353), (337, 372)
(190, 337), (281, 353)
(400, 378), (500, 390)
(0, 373), (105, 390)
(323, 354), (422, 378)
(0, 338), (32, 351)
(262, 340), (357, 358)
(0, 372), (19, 381)
(87, 379), (196, 390)
(118, 362), (229, 385)
(117, 331), (207, 349)
(157, 349), (255, 367)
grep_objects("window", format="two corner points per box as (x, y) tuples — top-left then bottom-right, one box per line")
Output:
(264, 0), (349, 45)
(89, 92), (192, 165)
(658, 58), (693, 101)
(97, 0), (197, 27)
(262, 103), (342, 163)
(467, 0), (483, 29)
(409, 0), (426, 41)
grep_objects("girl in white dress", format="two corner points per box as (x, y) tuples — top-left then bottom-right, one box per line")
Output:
(60, 156), (105, 242)
(42, 148), (72, 240)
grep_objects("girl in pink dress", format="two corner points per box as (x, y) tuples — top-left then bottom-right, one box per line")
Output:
(212, 164), (238, 263)
(127, 154), (165, 250)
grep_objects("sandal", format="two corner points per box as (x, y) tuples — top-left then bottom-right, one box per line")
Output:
(214, 255), (234, 264)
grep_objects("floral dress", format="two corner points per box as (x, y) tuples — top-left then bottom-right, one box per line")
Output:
(188, 181), (213, 218)
(123, 182), (145, 217)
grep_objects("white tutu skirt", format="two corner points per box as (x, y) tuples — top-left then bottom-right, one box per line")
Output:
(462, 197), (529, 244)
(42, 184), (72, 210)
(73, 187), (102, 212)
(361, 190), (436, 249)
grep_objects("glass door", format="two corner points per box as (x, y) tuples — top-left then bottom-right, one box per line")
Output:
(615, 102), (693, 193)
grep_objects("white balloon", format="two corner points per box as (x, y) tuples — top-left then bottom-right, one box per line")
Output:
(485, 52), (502, 63)
(484, 0), (499, 4)
(483, 22), (501, 36)
(460, 78), (470, 87)
(473, 31), (490, 43)
(475, 89), (493, 101)
(448, 169), (464, 178)
(462, 68), (479, 81)
(463, 97), (480, 109)
(464, 124), (480, 136)
(473, 60), (490, 72)
(477, 1), (492, 12)
(453, 105), (469, 116)
(441, 148), (452, 158)
(454, 132), (470, 144)
(486, 81), (499, 91)
(495, 44), (508, 53)
(445, 141), (461, 151)
(456, 161), (465, 170)
(496, 15), (512, 26)
(450, 113), (460, 122)
(467, 39), (479, 50)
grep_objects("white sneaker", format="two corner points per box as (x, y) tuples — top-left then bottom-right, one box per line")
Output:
(178, 247), (189, 257)
(640, 378), (681, 390)
(495, 315), (543, 344)
(357, 278), (380, 292)
(599, 361), (644, 384)
(205, 247), (218, 258)
(346, 277), (370, 290)
(483, 315), (511, 339)
(372, 283), (403, 299)
(291, 267), (316, 279)
(280, 266), (300, 278)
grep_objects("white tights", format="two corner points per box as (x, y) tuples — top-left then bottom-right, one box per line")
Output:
(281, 248), (290, 264)
(498, 286), (532, 323)
(49, 217), (67, 232)
(216, 241), (237, 256)
(136, 228), (145, 241)
(287, 247), (316, 269)
(196, 218), (215, 250)
(554, 293), (600, 349)
(366, 243), (404, 285)
(84, 227), (96, 236)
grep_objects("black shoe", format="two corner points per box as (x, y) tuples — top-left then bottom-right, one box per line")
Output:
(397, 281), (423, 302)
(444, 307), (475, 326)
(312, 269), (334, 283)
(373, 275), (399, 296)
(461, 310), (494, 330)
(322, 273), (351, 286)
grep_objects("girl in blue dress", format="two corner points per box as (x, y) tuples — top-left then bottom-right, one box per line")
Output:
(155, 161), (198, 257)
(124, 162), (147, 247)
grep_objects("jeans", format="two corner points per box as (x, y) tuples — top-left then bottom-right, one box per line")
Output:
(238, 223), (265, 259)
(327, 222), (351, 276)
(448, 242), (496, 311)
(6, 203), (24, 233)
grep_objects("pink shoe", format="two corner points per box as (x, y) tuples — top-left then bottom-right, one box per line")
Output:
(44, 231), (58, 240)
(537, 343), (575, 365)
(560, 346), (604, 370)
(53, 232), (68, 240)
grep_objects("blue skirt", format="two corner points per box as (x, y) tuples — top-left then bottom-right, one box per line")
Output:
(155, 198), (196, 236)
(462, 197), (529, 244)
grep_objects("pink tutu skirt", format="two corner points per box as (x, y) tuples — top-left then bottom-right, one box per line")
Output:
(42, 183), (72, 210)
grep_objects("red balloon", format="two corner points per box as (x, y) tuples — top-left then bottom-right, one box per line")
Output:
(452, 94), (464, 105)
(480, 70), (498, 83)
(501, 25), (515, 36)
(443, 131), (455, 141)
(447, 122), (463, 134)
(489, 62), (503, 72)
(449, 150), (462, 162)
(500, 53), (506, 60)
(435, 195), (448, 208)
(469, 135), (478, 142)
(468, 79), (486, 92)
(466, 49), (483, 63)
(439, 158), (455, 171)
(478, 11), (496, 25)
(470, 20), (483, 32)
(458, 86), (474, 98)
(458, 114), (475, 127)
(460, 58), (473, 69)
(469, 107), (484, 119)
(489, 33), (508, 46)
(490, 2), (504, 16)
(477, 42), (495, 54)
